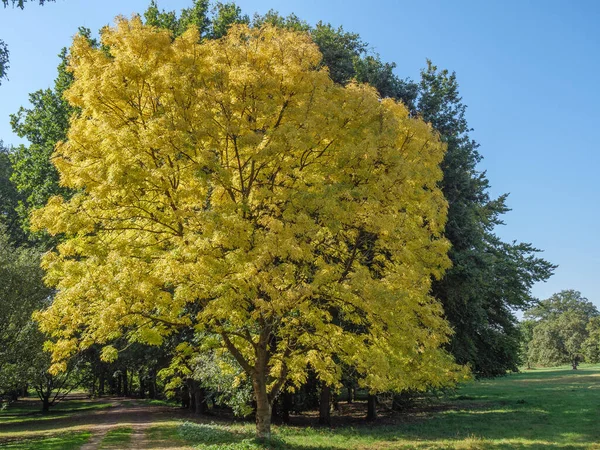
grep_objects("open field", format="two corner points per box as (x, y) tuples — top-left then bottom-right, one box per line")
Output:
(1, 365), (599, 449)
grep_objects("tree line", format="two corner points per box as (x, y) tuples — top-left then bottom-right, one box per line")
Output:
(0, 0), (566, 439)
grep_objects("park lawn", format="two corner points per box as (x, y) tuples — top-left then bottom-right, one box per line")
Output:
(98, 427), (133, 449)
(0, 365), (598, 449)
(175, 364), (600, 449)
(0, 431), (91, 449)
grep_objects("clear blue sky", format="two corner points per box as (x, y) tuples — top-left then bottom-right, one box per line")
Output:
(1, 0), (599, 309)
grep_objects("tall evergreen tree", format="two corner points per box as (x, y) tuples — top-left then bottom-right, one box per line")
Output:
(419, 61), (555, 376)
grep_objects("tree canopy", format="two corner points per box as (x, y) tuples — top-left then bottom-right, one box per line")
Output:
(32, 18), (466, 437)
(526, 290), (599, 369)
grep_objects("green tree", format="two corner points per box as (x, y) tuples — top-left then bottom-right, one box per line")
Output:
(209, 2), (249, 39)
(528, 311), (591, 369)
(0, 227), (51, 396)
(0, 40), (8, 85)
(420, 61), (555, 377)
(144, 0), (210, 37)
(0, 143), (26, 244)
(525, 289), (598, 321)
(519, 319), (536, 369)
(582, 317), (600, 363)
(526, 290), (598, 369)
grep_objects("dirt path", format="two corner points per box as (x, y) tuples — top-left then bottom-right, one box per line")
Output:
(0, 397), (193, 450)
(75, 399), (185, 450)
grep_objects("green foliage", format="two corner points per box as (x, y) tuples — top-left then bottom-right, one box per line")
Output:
(0, 40), (8, 85)
(526, 290), (599, 369)
(9, 48), (74, 244)
(144, 0), (210, 37)
(528, 311), (589, 368)
(583, 317), (600, 363)
(210, 2), (249, 39)
(525, 289), (598, 321)
(420, 60), (555, 377)
(0, 144), (25, 244)
(0, 228), (50, 395)
(2, 0), (54, 8)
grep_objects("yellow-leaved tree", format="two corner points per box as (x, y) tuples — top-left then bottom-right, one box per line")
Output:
(33, 17), (467, 438)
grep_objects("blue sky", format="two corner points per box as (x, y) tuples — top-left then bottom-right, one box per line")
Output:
(1, 0), (599, 309)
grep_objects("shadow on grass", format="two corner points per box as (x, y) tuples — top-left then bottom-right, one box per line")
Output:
(0, 431), (91, 450)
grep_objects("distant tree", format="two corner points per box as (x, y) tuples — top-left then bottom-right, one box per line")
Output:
(519, 319), (536, 369)
(209, 2), (249, 39)
(582, 317), (600, 363)
(526, 290), (599, 369)
(525, 290), (598, 321)
(528, 311), (590, 370)
(0, 227), (51, 397)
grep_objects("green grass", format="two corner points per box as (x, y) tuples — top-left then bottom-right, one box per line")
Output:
(0, 366), (598, 449)
(175, 364), (600, 449)
(0, 399), (113, 425)
(0, 431), (91, 449)
(99, 427), (133, 448)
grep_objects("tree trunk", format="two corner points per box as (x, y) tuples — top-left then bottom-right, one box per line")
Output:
(253, 376), (272, 440)
(148, 368), (157, 399)
(42, 396), (51, 414)
(319, 383), (331, 425)
(138, 369), (145, 399)
(187, 379), (196, 412)
(572, 362), (578, 370)
(99, 373), (105, 396)
(366, 394), (377, 421)
(347, 384), (353, 403)
(122, 368), (128, 397)
(281, 391), (292, 424)
(194, 386), (208, 415)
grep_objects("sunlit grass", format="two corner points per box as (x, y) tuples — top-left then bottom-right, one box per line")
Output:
(0, 365), (599, 449)
(99, 427), (132, 449)
(0, 432), (91, 449)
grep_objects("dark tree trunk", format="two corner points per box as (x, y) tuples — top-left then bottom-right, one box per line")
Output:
(271, 397), (279, 423)
(366, 394), (378, 421)
(148, 368), (157, 399)
(116, 373), (122, 396)
(194, 386), (208, 415)
(138, 369), (145, 399)
(318, 383), (331, 425)
(42, 396), (51, 414)
(99, 373), (105, 396)
(281, 391), (292, 424)
(122, 368), (128, 397)
(347, 384), (353, 403)
(187, 379), (196, 412)
(181, 384), (190, 409)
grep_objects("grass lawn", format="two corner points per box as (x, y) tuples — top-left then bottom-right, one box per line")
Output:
(99, 427), (133, 449)
(0, 365), (598, 449)
(175, 364), (600, 449)
(0, 431), (91, 449)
